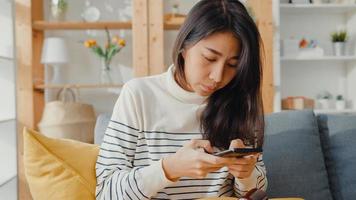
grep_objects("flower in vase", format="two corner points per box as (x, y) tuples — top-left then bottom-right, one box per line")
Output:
(83, 28), (126, 69)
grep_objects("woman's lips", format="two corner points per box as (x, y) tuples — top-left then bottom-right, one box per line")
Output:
(201, 84), (216, 93)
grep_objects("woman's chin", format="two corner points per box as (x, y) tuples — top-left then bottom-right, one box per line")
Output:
(196, 89), (213, 97)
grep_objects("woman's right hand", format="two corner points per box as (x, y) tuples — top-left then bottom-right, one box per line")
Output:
(162, 139), (236, 181)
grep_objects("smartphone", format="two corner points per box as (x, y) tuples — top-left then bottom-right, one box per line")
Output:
(213, 147), (263, 158)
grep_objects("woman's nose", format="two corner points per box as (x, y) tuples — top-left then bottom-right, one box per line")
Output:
(209, 63), (224, 83)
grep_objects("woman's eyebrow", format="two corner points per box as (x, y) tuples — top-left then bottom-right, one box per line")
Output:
(205, 47), (222, 56)
(205, 47), (239, 60)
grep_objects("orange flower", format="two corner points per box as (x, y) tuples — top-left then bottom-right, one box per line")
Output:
(111, 36), (120, 43)
(84, 39), (97, 48)
(118, 39), (126, 47)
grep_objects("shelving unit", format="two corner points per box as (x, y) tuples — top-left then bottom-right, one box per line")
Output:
(276, 1), (356, 114)
(280, 3), (356, 14)
(14, 0), (274, 199)
(281, 55), (356, 62)
(314, 108), (356, 114)
(33, 83), (123, 91)
(32, 20), (183, 30)
(32, 21), (133, 30)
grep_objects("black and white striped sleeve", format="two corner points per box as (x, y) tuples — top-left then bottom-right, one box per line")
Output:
(95, 84), (173, 200)
(233, 154), (268, 197)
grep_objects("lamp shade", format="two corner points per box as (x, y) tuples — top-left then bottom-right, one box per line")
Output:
(41, 37), (69, 64)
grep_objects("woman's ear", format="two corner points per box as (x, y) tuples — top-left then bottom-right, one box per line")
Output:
(181, 49), (186, 59)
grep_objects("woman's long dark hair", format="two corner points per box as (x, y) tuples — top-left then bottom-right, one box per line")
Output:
(172, 0), (265, 149)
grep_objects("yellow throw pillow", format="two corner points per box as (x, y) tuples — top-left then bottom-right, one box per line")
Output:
(23, 128), (99, 200)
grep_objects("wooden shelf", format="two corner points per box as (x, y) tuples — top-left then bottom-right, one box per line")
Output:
(281, 56), (356, 62)
(32, 20), (184, 31)
(280, 3), (356, 14)
(34, 83), (123, 91)
(164, 22), (183, 30)
(164, 14), (185, 30)
(314, 109), (356, 114)
(32, 21), (132, 30)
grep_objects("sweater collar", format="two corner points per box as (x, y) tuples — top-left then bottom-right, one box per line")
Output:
(166, 64), (208, 105)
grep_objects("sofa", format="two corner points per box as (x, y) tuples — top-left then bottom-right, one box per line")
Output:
(94, 110), (356, 200)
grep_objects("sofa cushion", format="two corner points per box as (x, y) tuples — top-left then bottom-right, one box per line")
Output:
(23, 128), (99, 200)
(317, 114), (356, 200)
(263, 110), (332, 199)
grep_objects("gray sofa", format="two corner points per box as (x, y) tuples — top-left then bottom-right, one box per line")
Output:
(94, 110), (356, 200)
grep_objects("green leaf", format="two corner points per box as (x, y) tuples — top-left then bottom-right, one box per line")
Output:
(92, 46), (105, 57)
(107, 44), (119, 60)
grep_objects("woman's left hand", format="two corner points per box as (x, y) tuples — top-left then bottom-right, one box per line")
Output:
(226, 139), (259, 179)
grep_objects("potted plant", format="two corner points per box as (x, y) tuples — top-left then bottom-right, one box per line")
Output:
(83, 28), (126, 85)
(331, 30), (348, 56)
(335, 95), (346, 110)
(317, 91), (332, 110)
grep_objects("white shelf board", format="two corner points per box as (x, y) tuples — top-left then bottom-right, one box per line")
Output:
(281, 56), (356, 62)
(280, 3), (356, 14)
(0, 55), (12, 60)
(314, 109), (356, 114)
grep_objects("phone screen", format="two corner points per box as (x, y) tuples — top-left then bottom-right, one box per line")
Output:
(213, 148), (262, 158)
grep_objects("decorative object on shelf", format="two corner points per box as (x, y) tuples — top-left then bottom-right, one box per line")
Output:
(281, 37), (324, 59)
(331, 30), (348, 56)
(83, 28), (126, 85)
(298, 38), (324, 58)
(172, 1), (180, 16)
(316, 91), (333, 110)
(38, 87), (96, 143)
(282, 96), (315, 110)
(51, 0), (68, 21)
(335, 95), (346, 110)
(81, 0), (100, 22)
(41, 37), (69, 102)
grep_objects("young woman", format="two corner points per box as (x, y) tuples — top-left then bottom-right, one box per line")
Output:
(96, 0), (267, 199)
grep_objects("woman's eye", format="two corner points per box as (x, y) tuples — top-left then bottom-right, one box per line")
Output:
(203, 56), (216, 62)
(228, 63), (237, 68)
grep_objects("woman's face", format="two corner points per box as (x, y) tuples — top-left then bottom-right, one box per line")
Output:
(181, 31), (240, 96)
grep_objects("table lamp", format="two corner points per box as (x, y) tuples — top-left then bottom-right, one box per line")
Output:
(41, 37), (69, 101)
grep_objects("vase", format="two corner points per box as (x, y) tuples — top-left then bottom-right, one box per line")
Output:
(332, 42), (346, 56)
(335, 100), (346, 110)
(100, 59), (123, 85)
(51, 0), (68, 21)
(317, 99), (330, 110)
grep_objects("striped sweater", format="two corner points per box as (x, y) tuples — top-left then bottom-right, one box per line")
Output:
(95, 65), (267, 200)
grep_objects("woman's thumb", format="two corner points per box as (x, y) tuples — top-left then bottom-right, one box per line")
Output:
(229, 139), (245, 149)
